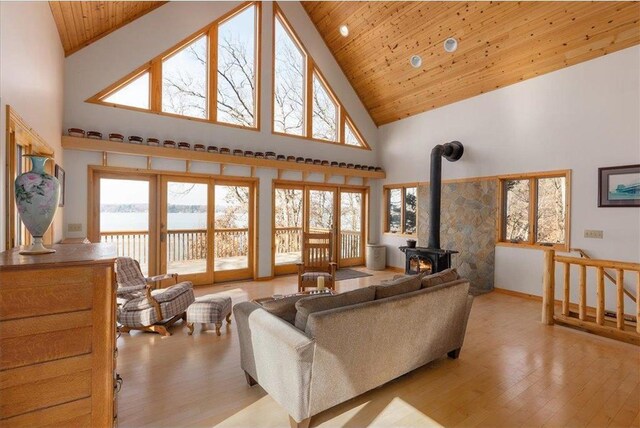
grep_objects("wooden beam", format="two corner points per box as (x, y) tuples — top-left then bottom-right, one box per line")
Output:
(542, 250), (555, 325)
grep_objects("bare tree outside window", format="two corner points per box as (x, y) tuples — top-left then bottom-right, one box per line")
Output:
(404, 187), (417, 234)
(344, 121), (363, 147)
(309, 190), (334, 231)
(275, 188), (304, 265)
(504, 179), (530, 241)
(312, 73), (337, 141)
(217, 6), (256, 127)
(536, 177), (566, 244)
(274, 16), (305, 135)
(388, 188), (402, 233)
(162, 36), (208, 119)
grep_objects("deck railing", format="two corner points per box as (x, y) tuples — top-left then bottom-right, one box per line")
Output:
(340, 230), (361, 260)
(275, 227), (302, 254)
(542, 249), (640, 346)
(101, 231), (148, 264)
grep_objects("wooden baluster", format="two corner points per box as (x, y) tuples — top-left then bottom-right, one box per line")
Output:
(562, 262), (570, 316)
(542, 250), (555, 325)
(616, 269), (624, 330)
(596, 266), (605, 326)
(637, 271), (640, 334)
(579, 265), (587, 321)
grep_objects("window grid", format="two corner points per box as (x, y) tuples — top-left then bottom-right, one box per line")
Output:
(384, 185), (418, 236)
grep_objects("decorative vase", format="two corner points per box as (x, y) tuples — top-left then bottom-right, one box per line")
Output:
(14, 155), (60, 254)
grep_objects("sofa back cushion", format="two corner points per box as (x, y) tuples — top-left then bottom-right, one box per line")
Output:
(294, 287), (375, 331)
(373, 275), (422, 300)
(421, 268), (459, 289)
(260, 294), (308, 324)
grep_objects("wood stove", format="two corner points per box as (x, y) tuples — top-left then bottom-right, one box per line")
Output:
(399, 141), (464, 275)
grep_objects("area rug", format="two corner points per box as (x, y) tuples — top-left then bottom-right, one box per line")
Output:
(335, 268), (373, 281)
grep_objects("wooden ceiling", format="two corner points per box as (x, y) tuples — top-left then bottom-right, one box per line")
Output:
(50, 1), (166, 56)
(303, 2), (640, 126)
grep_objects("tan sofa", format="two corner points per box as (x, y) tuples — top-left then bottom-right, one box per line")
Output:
(234, 271), (474, 428)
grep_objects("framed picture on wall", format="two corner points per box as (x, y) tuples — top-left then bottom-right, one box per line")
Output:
(55, 164), (66, 207)
(598, 164), (640, 207)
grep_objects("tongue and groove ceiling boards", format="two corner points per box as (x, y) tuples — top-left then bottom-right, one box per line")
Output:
(49, 1), (166, 56)
(302, 1), (640, 126)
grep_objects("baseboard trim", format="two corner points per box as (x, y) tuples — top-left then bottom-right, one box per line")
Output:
(255, 276), (275, 282)
(493, 287), (542, 301)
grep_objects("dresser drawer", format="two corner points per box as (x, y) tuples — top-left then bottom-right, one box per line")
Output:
(0, 267), (94, 320)
(1, 397), (92, 427)
(0, 311), (92, 370)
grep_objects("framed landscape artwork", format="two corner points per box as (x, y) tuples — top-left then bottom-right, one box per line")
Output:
(598, 164), (640, 207)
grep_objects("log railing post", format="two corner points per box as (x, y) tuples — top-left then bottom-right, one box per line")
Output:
(596, 267), (605, 326)
(562, 262), (570, 316)
(542, 249), (555, 325)
(616, 269), (624, 330)
(579, 265), (587, 320)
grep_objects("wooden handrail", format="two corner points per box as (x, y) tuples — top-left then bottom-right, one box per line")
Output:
(571, 248), (636, 303)
(543, 249), (640, 346)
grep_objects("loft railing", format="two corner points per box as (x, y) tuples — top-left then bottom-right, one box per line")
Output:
(542, 249), (640, 346)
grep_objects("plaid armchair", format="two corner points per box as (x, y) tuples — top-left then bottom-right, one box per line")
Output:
(115, 257), (195, 336)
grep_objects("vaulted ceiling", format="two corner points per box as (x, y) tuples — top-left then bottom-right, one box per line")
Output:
(303, 1), (640, 125)
(49, 1), (166, 56)
(48, 2), (640, 125)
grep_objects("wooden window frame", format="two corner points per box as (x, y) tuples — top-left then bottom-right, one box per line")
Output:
(87, 2), (261, 131)
(272, 4), (370, 150)
(496, 169), (571, 251)
(5, 106), (55, 250)
(383, 183), (419, 237)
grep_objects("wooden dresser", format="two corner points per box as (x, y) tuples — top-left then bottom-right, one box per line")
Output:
(0, 243), (118, 427)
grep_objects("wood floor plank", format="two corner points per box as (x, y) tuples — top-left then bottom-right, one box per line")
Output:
(113, 270), (640, 428)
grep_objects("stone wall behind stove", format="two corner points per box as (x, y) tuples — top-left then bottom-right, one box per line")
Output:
(417, 179), (497, 294)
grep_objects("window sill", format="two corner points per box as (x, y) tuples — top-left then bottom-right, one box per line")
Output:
(495, 241), (569, 252)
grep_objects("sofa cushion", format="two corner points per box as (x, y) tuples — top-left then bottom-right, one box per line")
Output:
(261, 295), (308, 324)
(294, 287), (376, 331)
(374, 275), (422, 300)
(421, 268), (459, 288)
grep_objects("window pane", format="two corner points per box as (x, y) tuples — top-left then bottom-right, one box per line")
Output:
(345, 120), (363, 147)
(217, 5), (256, 127)
(309, 190), (334, 231)
(504, 179), (530, 241)
(166, 182), (208, 275)
(404, 187), (417, 234)
(274, 16), (305, 136)
(274, 188), (303, 266)
(104, 72), (150, 109)
(388, 188), (401, 233)
(312, 73), (337, 141)
(215, 185), (250, 271)
(537, 177), (566, 244)
(162, 35), (207, 119)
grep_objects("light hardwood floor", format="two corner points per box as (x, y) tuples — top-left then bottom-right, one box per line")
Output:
(116, 269), (639, 428)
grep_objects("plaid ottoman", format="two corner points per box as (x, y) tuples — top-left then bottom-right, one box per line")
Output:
(186, 294), (232, 336)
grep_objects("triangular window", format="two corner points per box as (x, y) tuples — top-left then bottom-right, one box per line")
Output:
(344, 117), (365, 148)
(217, 4), (258, 127)
(103, 71), (150, 110)
(273, 13), (305, 136)
(162, 35), (208, 119)
(272, 7), (369, 149)
(312, 72), (337, 141)
(88, 3), (260, 129)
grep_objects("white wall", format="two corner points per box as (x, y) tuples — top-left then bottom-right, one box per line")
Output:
(0, 1), (65, 250)
(62, 1), (379, 278)
(378, 46), (640, 313)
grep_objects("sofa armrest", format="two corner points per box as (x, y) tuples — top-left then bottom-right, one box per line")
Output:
(233, 301), (316, 422)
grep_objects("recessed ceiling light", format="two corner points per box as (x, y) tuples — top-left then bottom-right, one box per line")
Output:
(444, 37), (458, 53)
(410, 55), (422, 68)
(339, 24), (349, 37)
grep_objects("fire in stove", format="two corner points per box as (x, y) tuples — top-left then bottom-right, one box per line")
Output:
(410, 256), (433, 274)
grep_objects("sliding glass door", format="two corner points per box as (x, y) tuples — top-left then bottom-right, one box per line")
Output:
(161, 177), (212, 284)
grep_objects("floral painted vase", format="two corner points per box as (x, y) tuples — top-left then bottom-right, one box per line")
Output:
(14, 155), (60, 254)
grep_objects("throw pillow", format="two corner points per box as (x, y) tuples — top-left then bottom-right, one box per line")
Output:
(294, 287), (376, 331)
(421, 268), (459, 289)
(374, 274), (422, 300)
(260, 294), (308, 324)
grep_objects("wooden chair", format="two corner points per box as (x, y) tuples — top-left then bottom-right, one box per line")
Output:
(297, 232), (337, 292)
(115, 257), (195, 336)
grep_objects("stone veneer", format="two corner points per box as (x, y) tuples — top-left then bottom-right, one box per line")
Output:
(417, 179), (497, 294)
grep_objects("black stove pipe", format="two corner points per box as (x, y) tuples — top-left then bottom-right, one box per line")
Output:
(428, 141), (464, 249)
